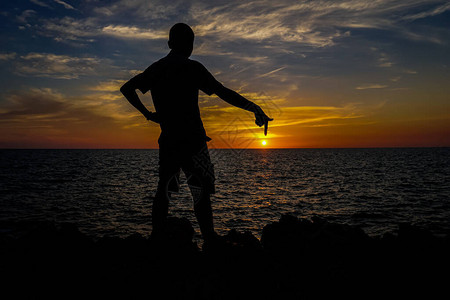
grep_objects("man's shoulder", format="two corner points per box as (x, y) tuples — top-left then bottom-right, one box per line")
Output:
(186, 59), (211, 75)
(142, 57), (167, 74)
(143, 56), (209, 76)
(187, 58), (206, 68)
(149, 56), (166, 67)
(149, 55), (202, 67)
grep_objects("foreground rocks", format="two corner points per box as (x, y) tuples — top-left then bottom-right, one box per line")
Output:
(1, 215), (449, 299)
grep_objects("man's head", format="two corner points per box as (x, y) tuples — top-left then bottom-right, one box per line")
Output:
(168, 23), (194, 57)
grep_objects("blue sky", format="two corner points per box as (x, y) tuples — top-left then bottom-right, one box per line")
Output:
(0, 0), (449, 148)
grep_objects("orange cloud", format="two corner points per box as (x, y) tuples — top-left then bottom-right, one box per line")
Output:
(0, 88), (160, 148)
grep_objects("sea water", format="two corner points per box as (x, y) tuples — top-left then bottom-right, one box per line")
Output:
(1, 148), (449, 239)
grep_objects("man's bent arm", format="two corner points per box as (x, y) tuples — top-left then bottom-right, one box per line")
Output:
(120, 81), (159, 123)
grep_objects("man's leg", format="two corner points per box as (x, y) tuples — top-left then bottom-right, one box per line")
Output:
(186, 144), (216, 239)
(153, 147), (180, 236)
(188, 182), (215, 239)
(152, 181), (170, 235)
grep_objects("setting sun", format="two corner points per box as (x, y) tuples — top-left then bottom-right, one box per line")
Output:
(261, 140), (267, 146)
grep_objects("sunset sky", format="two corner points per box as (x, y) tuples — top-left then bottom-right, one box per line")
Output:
(0, 0), (449, 148)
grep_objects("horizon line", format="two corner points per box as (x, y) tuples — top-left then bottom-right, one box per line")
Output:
(1, 146), (449, 150)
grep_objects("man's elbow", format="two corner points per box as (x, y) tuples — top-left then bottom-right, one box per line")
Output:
(120, 82), (130, 95)
(120, 81), (136, 98)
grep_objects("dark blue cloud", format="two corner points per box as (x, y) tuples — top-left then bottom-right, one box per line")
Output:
(0, 0), (449, 104)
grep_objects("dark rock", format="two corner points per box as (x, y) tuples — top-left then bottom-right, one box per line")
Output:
(224, 229), (262, 251)
(202, 228), (262, 255)
(261, 214), (370, 256)
(398, 222), (436, 244)
(1, 215), (449, 299)
(150, 216), (199, 254)
(164, 216), (195, 242)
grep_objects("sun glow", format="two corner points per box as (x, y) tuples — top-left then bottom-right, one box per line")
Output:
(261, 140), (267, 146)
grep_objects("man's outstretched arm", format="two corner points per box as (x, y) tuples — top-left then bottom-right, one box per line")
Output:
(120, 77), (160, 123)
(215, 85), (273, 134)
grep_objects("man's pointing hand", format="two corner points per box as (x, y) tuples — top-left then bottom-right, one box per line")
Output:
(253, 105), (273, 136)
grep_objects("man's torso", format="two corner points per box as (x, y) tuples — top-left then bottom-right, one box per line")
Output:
(136, 52), (221, 147)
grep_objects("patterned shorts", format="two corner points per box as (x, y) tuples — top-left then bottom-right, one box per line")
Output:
(158, 142), (215, 194)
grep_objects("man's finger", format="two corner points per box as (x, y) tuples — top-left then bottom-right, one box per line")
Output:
(264, 121), (268, 136)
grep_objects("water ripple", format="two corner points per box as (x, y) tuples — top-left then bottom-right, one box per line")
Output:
(1, 148), (449, 239)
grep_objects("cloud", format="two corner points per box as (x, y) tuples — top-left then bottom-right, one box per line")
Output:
(0, 53), (17, 61)
(0, 88), (123, 129)
(188, 0), (446, 48)
(38, 16), (99, 45)
(0, 88), (66, 118)
(190, 2), (342, 47)
(30, 0), (52, 9)
(15, 53), (108, 79)
(403, 2), (450, 21)
(0, 87), (163, 148)
(258, 66), (287, 78)
(53, 0), (76, 10)
(193, 101), (371, 147)
(355, 84), (388, 90)
(404, 69), (418, 74)
(400, 29), (446, 45)
(89, 80), (127, 92)
(92, 0), (182, 20)
(38, 17), (167, 45)
(201, 103), (362, 136)
(30, 0), (450, 52)
(101, 25), (166, 40)
(16, 9), (36, 24)
(32, 0), (357, 47)
(377, 53), (393, 68)
(265, 105), (363, 128)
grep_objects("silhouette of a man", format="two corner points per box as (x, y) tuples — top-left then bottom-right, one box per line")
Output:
(121, 23), (272, 242)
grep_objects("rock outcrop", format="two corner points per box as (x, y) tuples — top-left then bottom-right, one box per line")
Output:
(1, 215), (448, 299)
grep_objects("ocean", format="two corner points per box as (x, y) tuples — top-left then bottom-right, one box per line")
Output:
(1, 148), (449, 240)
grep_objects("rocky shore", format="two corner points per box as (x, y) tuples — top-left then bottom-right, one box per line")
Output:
(1, 215), (449, 299)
